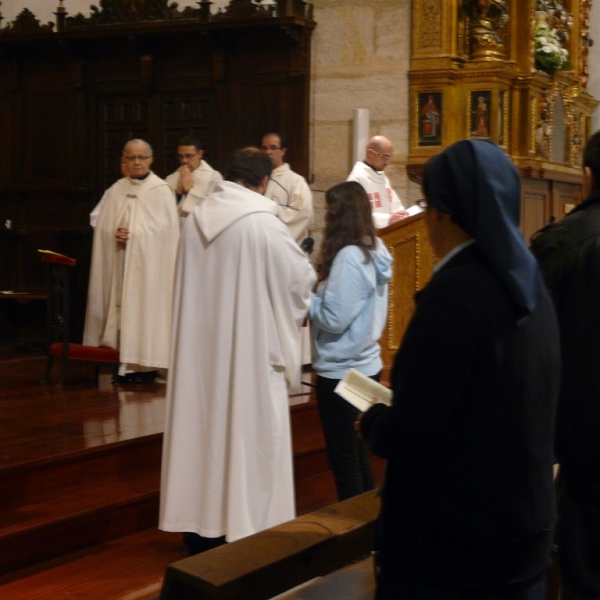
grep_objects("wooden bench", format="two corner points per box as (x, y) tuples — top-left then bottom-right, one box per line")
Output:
(160, 490), (380, 600)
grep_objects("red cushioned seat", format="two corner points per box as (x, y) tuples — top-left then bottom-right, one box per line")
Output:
(41, 253), (77, 267)
(49, 343), (120, 363)
(43, 253), (120, 385)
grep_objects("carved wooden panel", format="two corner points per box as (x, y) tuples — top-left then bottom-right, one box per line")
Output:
(0, 7), (315, 297)
(378, 214), (434, 372)
(217, 79), (292, 160)
(26, 92), (79, 181)
(99, 96), (152, 190)
(555, 181), (583, 220)
(415, 0), (444, 54)
(160, 94), (216, 175)
(213, 26), (311, 177)
(521, 177), (550, 242)
(0, 95), (18, 184)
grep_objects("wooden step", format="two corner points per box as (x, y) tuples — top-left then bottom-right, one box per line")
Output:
(0, 528), (185, 600)
(0, 418), (342, 575)
(0, 434), (163, 574)
(0, 357), (383, 588)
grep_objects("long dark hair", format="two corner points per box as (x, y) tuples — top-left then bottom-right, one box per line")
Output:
(319, 181), (376, 280)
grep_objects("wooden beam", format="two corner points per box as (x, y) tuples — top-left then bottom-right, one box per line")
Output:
(160, 490), (380, 600)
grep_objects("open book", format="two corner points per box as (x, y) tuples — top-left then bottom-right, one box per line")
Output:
(334, 368), (393, 412)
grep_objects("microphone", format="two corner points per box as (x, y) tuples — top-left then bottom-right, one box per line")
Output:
(300, 237), (314, 254)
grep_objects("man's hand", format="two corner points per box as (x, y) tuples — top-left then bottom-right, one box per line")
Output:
(389, 210), (410, 224)
(116, 227), (130, 245)
(179, 165), (194, 194)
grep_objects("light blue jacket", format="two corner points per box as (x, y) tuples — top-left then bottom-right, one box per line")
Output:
(309, 238), (393, 379)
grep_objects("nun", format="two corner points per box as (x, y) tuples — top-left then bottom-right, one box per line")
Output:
(360, 140), (561, 600)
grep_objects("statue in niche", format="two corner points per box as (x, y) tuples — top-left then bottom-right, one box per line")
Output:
(535, 91), (552, 159)
(571, 113), (583, 167)
(462, 0), (509, 59)
(551, 92), (567, 164)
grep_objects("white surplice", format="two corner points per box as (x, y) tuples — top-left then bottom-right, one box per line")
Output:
(347, 161), (404, 228)
(264, 163), (313, 244)
(264, 163), (314, 364)
(165, 160), (223, 227)
(83, 173), (179, 369)
(159, 181), (316, 543)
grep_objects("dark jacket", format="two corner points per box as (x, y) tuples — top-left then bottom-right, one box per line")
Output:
(530, 188), (600, 466)
(362, 244), (560, 589)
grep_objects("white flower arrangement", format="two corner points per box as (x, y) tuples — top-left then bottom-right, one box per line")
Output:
(535, 23), (571, 72)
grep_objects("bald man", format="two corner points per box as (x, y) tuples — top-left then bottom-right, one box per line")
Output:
(347, 135), (408, 228)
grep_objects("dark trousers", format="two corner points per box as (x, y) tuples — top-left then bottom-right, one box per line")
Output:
(316, 373), (377, 501)
(557, 464), (600, 599)
(183, 532), (226, 556)
(375, 571), (546, 600)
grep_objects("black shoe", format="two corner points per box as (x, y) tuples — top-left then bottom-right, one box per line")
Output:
(183, 532), (227, 556)
(116, 370), (157, 384)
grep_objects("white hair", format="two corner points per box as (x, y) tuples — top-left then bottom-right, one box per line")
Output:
(123, 139), (153, 157)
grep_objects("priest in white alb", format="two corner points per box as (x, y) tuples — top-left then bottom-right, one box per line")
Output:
(261, 132), (314, 365)
(165, 135), (223, 227)
(159, 147), (316, 555)
(347, 135), (408, 228)
(83, 139), (179, 383)
(261, 132), (313, 244)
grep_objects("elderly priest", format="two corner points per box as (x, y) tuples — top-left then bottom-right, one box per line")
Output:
(83, 139), (179, 383)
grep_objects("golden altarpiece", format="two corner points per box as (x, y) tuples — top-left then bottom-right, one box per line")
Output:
(379, 0), (596, 372)
(408, 0), (597, 242)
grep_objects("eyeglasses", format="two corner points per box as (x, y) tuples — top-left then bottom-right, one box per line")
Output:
(371, 149), (393, 161)
(261, 145), (282, 151)
(123, 155), (152, 161)
(177, 153), (199, 160)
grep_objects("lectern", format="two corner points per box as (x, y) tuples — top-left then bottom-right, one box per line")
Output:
(377, 213), (435, 375)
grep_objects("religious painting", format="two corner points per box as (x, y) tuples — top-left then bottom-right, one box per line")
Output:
(418, 92), (442, 147)
(470, 91), (491, 139)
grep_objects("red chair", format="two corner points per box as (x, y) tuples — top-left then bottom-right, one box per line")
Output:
(41, 252), (120, 385)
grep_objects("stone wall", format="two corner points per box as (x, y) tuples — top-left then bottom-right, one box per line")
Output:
(309, 0), (412, 252)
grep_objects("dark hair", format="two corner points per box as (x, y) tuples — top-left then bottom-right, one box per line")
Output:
(262, 132), (286, 150)
(319, 181), (376, 280)
(584, 130), (600, 187)
(178, 136), (202, 150)
(225, 147), (273, 187)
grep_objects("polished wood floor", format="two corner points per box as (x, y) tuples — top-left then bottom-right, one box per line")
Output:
(0, 355), (165, 467)
(0, 353), (384, 599)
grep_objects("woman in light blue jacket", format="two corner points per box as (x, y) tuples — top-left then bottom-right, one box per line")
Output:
(309, 181), (393, 500)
